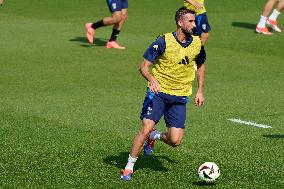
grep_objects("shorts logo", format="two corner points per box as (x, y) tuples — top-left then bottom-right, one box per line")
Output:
(202, 24), (207, 30)
(147, 107), (152, 115)
(112, 3), (117, 10)
(153, 45), (158, 51)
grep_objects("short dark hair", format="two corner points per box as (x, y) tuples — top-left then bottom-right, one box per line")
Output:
(175, 7), (196, 25)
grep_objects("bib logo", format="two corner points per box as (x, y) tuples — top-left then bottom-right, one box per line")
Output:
(178, 56), (189, 65)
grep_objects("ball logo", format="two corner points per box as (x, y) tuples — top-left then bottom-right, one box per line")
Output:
(209, 165), (214, 175)
(198, 162), (220, 183)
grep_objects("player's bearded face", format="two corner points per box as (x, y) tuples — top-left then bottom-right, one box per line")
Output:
(181, 14), (196, 35)
(181, 26), (193, 35)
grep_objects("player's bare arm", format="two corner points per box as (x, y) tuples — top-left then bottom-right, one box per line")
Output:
(195, 63), (205, 106)
(139, 59), (160, 93)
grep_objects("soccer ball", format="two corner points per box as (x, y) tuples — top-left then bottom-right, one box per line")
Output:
(198, 162), (220, 183)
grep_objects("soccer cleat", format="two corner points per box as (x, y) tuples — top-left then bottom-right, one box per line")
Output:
(267, 19), (282, 32)
(106, 41), (126, 50)
(144, 129), (160, 156)
(120, 169), (133, 181)
(144, 138), (155, 156)
(85, 23), (95, 44)
(255, 26), (272, 35)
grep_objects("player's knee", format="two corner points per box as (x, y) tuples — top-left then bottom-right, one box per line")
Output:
(121, 13), (128, 22)
(170, 138), (182, 147)
(205, 33), (209, 39)
(201, 32), (209, 40)
(141, 128), (151, 137)
(112, 14), (122, 23)
(140, 121), (155, 138)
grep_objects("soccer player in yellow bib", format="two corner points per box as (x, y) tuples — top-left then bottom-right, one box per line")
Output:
(184, 0), (211, 45)
(121, 7), (206, 181)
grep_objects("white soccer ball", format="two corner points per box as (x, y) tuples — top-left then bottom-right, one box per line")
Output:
(198, 162), (220, 183)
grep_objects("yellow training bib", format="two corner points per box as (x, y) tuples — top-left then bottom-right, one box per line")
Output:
(150, 33), (202, 96)
(184, 0), (206, 15)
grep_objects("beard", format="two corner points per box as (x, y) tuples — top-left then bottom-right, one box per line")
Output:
(181, 27), (194, 36)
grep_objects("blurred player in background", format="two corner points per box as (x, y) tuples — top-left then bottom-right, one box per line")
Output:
(184, 0), (211, 45)
(121, 7), (206, 181)
(85, 0), (128, 49)
(256, 0), (284, 35)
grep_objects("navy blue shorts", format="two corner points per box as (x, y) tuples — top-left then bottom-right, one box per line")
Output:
(140, 89), (189, 128)
(106, 0), (128, 13)
(195, 13), (211, 35)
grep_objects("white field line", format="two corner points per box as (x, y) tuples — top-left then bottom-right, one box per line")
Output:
(228, 118), (272, 128)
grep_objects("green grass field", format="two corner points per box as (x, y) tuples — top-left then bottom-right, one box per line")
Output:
(0, 0), (284, 188)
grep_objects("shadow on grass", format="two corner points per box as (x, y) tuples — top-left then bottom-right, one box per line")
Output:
(263, 134), (284, 139)
(103, 151), (177, 172)
(69, 36), (107, 47)
(192, 181), (216, 187)
(231, 22), (256, 30)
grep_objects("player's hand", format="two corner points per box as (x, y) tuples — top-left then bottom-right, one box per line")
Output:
(194, 92), (204, 106)
(149, 78), (160, 94)
(193, 2), (204, 10)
